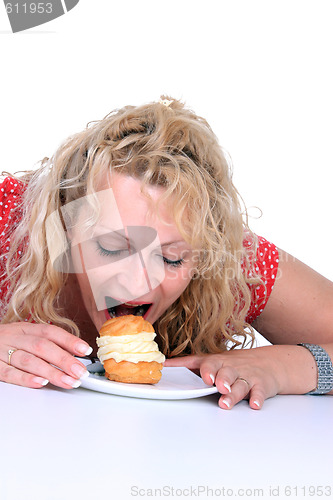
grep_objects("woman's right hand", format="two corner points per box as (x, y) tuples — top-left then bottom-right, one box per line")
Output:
(0, 322), (92, 389)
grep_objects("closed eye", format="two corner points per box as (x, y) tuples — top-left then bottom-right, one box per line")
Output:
(162, 256), (184, 267)
(96, 242), (129, 257)
(97, 242), (184, 267)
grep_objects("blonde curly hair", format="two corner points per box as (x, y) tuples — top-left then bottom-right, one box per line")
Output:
(1, 96), (262, 356)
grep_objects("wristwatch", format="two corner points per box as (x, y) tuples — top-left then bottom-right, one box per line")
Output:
(298, 343), (333, 395)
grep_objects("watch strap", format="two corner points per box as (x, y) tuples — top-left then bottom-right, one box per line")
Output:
(298, 343), (333, 395)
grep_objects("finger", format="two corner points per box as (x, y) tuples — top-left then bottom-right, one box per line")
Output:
(248, 384), (266, 410)
(164, 355), (203, 370)
(1, 338), (89, 383)
(219, 377), (252, 410)
(199, 356), (232, 390)
(0, 359), (50, 389)
(5, 322), (93, 357)
(4, 349), (86, 389)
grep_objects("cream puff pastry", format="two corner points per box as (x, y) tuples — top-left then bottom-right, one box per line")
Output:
(96, 315), (165, 384)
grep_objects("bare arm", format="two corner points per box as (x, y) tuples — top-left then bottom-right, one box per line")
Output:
(252, 248), (333, 396)
(252, 248), (333, 345)
(165, 249), (333, 407)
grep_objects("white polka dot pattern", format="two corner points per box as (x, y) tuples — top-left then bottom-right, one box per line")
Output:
(0, 177), (25, 310)
(244, 235), (279, 324)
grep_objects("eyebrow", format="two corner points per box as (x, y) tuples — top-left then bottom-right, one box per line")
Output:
(94, 225), (125, 234)
(95, 226), (189, 249)
(161, 240), (189, 248)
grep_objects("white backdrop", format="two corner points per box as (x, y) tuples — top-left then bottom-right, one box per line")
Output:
(0, 3), (332, 499)
(1, 0), (332, 284)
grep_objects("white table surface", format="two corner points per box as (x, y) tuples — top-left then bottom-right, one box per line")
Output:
(1, 374), (332, 500)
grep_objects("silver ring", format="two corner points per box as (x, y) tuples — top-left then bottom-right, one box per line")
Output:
(8, 348), (17, 366)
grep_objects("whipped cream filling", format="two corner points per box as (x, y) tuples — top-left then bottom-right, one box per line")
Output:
(96, 331), (166, 364)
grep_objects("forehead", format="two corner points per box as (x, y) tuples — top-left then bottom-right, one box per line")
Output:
(96, 172), (177, 231)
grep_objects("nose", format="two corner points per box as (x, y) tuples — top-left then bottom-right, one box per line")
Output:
(85, 247), (165, 311)
(114, 251), (152, 301)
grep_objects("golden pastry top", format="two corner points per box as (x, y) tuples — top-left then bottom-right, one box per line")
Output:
(99, 314), (154, 337)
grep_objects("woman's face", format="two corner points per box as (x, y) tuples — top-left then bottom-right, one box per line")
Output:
(69, 173), (195, 332)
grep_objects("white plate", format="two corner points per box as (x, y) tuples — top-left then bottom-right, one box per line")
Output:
(80, 366), (218, 400)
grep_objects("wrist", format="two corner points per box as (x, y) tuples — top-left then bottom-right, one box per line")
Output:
(273, 345), (318, 395)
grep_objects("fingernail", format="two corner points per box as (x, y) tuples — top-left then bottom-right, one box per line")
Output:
(76, 343), (93, 356)
(222, 398), (231, 408)
(61, 375), (82, 388)
(209, 374), (215, 385)
(223, 382), (231, 393)
(253, 400), (261, 408)
(71, 363), (89, 379)
(33, 377), (49, 386)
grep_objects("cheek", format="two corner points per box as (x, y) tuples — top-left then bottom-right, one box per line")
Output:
(70, 242), (84, 274)
(162, 267), (193, 299)
(70, 245), (96, 300)
(74, 272), (93, 311)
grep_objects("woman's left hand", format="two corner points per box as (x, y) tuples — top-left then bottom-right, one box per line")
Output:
(164, 344), (318, 410)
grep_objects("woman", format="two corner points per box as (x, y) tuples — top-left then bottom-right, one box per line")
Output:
(1, 97), (332, 409)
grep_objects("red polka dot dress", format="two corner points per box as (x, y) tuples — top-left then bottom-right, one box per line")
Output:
(244, 236), (279, 323)
(0, 177), (26, 310)
(0, 176), (280, 323)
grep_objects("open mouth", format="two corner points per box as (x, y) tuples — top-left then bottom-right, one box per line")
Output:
(105, 296), (152, 319)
